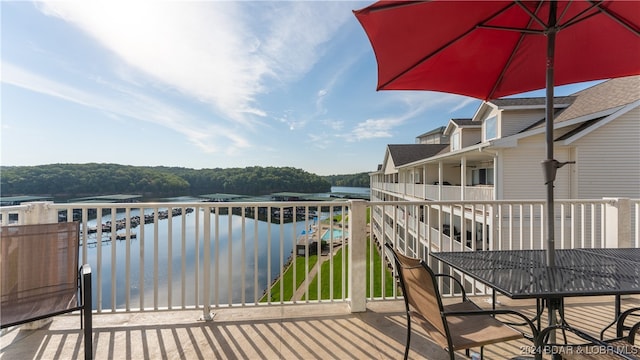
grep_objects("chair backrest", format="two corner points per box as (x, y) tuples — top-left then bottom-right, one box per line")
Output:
(385, 243), (449, 337)
(1, 222), (80, 327)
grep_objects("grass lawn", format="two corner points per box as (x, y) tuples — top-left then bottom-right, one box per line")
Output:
(262, 208), (389, 302)
(260, 254), (318, 303)
(304, 236), (394, 300)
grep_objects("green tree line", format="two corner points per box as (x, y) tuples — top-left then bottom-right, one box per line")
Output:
(0, 164), (368, 199)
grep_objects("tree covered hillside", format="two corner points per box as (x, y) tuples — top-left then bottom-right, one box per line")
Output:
(0, 164), (334, 198)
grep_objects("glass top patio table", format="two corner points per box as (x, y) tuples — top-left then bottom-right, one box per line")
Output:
(430, 248), (640, 299)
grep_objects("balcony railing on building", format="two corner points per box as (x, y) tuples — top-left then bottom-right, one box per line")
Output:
(375, 182), (495, 201)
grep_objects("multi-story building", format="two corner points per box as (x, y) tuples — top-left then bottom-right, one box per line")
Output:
(370, 76), (640, 254)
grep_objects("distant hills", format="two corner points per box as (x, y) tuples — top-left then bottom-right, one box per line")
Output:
(0, 163), (370, 199)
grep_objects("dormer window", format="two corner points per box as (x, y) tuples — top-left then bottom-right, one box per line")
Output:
(485, 116), (497, 140)
(451, 132), (460, 150)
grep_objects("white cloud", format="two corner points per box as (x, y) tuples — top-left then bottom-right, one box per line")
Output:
(449, 97), (478, 113)
(346, 91), (476, 141)
(325, 120), (344, 131)
(38, 2), (265, 125)
(3, 61), (100, 109)
(36, 1), (354, 128)
(257, 2), (352, 82)
(392, 91), (471, 115)
(307, 132), (333, 149)
(2, 61), (249, 154)
(313, 48), (362, 118)
(349, 117), (401, 141)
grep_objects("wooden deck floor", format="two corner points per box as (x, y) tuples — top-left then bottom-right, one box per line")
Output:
(2, 295), (639, 359)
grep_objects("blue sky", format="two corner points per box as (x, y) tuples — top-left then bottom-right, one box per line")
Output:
(1, 1), (598, 176)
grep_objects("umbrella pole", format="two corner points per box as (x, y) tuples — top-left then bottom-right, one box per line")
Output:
(544, 1), (557, 268)
(545, 2), (560, 354)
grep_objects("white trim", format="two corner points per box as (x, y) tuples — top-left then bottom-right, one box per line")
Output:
(490, 104), (626, 148)
(559, 100), (640, 145)
(382, 146), (400, 174)
(494, 103), (571, 111)
(471, 101), (496, 122)
(472, 100), (571, 121)
(443, 121), (457, 135)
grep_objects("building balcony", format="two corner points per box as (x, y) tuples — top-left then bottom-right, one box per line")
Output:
(1, 199), (639, 359)
(372, 182), (494, 201)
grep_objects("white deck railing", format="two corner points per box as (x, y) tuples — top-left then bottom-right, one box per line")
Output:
(386, 183), (495, 201)
(369, 198), (639, 297)
(1, 198), (638, 318)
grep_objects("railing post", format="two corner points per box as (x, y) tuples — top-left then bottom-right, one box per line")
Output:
(23, 202), (57, 224)
(348, 200), (367, 313)
(603, 198), (631, 248)
(201, 206), (213, 321)
(460, 156), (466, 200)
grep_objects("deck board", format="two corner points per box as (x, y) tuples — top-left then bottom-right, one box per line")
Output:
(2, 296), (639, 359)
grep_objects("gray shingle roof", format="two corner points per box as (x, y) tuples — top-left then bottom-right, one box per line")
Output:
(520, 76), (639, 132)
(387, 144), (449, 166)
(491, 96), (575, 107)
(450, 118), (477, 127)
(554, 76), (640, 123)
(416, 126), (446, 138)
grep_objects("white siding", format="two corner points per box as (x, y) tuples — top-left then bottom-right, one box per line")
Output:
(574, 108), (640, 199)
(480, 107), (500, 120)
(501, 136), (571, 199)
(419, 133), (449, 144)
(500, 109), (545, 138)
(384, 157), (397, 175)
(425, 164), (439, 184)
(461, 128), (481, 147)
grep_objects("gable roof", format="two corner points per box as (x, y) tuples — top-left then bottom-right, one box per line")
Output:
(490, 96), (575, 108)
(416, 126), (446, 138)
(519, 76), (640, 133)
(554, 76), (640, 123)
(473, 96), (574, 121)
(444, 118), (480, 135)
(387, 144), (449, 167)
(450, 118), (478, 127)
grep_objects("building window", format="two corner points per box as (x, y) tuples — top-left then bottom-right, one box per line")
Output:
(472, 168), (494, 185)
(451, 132), (460, 150)
(414, 171), (422, 184)
(485, 116), (497, 140)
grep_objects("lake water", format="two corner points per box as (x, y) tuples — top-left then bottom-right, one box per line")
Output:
(86, 187), (369, 309)
(330, 186), (370, 195)
(83, 189), (363, 309)
(86, 210), (316, 309)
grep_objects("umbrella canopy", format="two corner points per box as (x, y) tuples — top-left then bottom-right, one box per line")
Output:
(354, 1), (639, 98)
(354, 0), (640, 266)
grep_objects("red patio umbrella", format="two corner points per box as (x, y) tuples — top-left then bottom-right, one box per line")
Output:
(354, 0), (640, 266)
